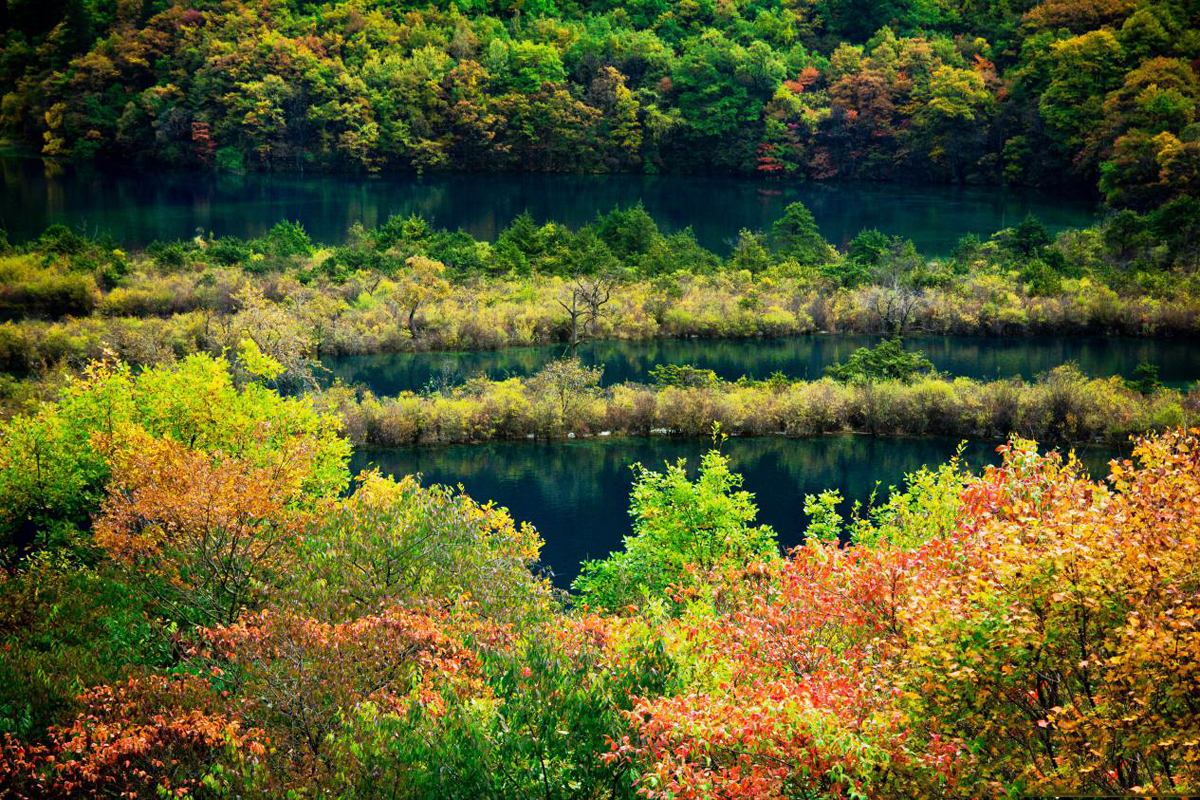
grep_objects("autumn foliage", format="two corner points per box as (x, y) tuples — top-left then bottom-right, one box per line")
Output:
(95, 431), (314, 626)
(1, 354), (1199, 797)
(195, 606), (487, 785)
(0, 674), (265, 798)
(900, 431), (1200, 794)
(606, 431), (1200, 797)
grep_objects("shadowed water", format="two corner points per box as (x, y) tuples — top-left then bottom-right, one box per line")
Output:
(1, 156), (1096, 254)
(323, 334), (1200, 396)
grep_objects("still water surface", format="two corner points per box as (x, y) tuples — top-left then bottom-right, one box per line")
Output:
(353, 435), (1118, 587)
(324, 334), (1200, 395)
(1, 156), (1096, 254)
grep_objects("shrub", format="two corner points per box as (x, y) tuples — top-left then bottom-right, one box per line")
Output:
(207, 236), (252, 266)
(145, 240), (191, 272)
(0, 674), (264, 798)
(94, 431), (314, 626)
(256, 221), (313, 260)
(299, 472), (551, 621)
(574, 443), (778, 612)
(826, 337), (934, 383)
(898, 432), (1200, 794)
(0, 553), (173, 740)
(0, 355), (349, 565)
(648, 362), (719, 388)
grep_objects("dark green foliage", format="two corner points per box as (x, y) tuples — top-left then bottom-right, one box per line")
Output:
(341, 636), (672, 798)
(826, 338), (934, 383)
(1019, 258), (1063, 297)
(4, 0), (1194, 214)
(730, 229), (772, 274)
(146, 241), (191, 272)
(596, 204), (661, 260)
(215, 147), (246, 174)
(1006, 214), (1053, 258)
(35, 225), (89, 258)
(256, 221), (314, 260)
(1147, 195), (1200, 268)
(951, 233), (982, 270)
(847, 229), (892, 268)
(207, 237), (253, 267)
(771, 202), (833, 265)
(1127, 361), (1162, 395)
(0, 554), (174, 740)
(649, 363), (720, 388)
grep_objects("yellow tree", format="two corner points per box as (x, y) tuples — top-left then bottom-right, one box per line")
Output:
(95, 431), (313, 625)
(900, 432), (1200, 794)
(386, 255), (450, 339)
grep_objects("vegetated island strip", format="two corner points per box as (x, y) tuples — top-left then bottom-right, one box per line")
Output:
(1, 201), (1198, 391)
(318, 353), (1192, 448)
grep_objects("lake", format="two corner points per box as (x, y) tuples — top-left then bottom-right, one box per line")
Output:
(352, 435), (1119, 587)
(1, 155), (1097, 255)
(323, 334), (1200, 395)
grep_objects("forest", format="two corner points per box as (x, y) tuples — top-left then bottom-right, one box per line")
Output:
(3, 0), (1200, 796)
(0, 0), (1197, 205)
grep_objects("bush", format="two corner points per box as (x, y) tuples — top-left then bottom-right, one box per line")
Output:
(826, 337), (934, 383)
(145, 240), (191, 272)
(257, 221), (313, 259)
(648, 362), (719, 388)
(0, 355), (349, 566)
(0, 553), (173, 740)
(0, 272), (97, 319)
(574, 444), (779, 612)
(299, 472), (551, 621)
(207, 236), (252, 266)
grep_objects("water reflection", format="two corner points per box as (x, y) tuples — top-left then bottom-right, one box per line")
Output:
(353, 435), (1119, 587)
(324, 334), (1200, 396)
(2, 156), (1097, 254)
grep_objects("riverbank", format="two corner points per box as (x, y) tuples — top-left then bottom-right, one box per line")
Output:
(6, 276), (1200, 379)
(2, 203), (1199, 387)
(317, 365), (1192, 448)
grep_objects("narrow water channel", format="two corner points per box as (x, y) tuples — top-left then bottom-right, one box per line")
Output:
(324, 334), (1200, 396)
(352, 435), (1120, 587)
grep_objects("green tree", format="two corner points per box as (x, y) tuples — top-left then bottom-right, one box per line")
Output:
(573, 443), (778, 612)
(1039, 30), (1126, 155)
(825, 337), (934, 383)
(770, 202), (834, 265)
(1126, 361), (1161, 395)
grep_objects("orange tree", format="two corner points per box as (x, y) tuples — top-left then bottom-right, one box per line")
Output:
(604, 541), (958, 799)
(606, 431), (1200, 797)
(94, 431), (315, 626)
(898, 431), (1200, 795)
(0, 674), (266, 798)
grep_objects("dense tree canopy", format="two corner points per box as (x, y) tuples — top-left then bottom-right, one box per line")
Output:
(2, 0), (1198, 205)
